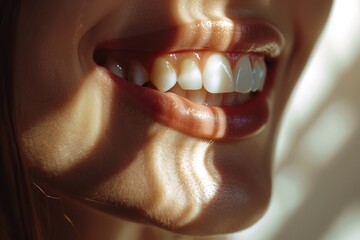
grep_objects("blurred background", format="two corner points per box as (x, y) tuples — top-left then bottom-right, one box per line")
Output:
(232, 0), (360, 239)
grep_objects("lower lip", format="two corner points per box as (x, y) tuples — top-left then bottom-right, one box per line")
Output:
(105, 65), (273, 140)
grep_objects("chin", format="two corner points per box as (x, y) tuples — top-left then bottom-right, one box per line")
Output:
(71, 127), (274, 236)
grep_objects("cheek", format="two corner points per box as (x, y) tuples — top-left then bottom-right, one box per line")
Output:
(16, 72), (106, 174)
(13, 0), (105, 173)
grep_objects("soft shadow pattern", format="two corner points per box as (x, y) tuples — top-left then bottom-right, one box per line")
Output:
(28, 0), (276, 236)
(272, 54), (360, 240)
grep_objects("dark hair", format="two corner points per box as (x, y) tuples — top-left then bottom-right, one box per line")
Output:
(0, 0), (44, 239)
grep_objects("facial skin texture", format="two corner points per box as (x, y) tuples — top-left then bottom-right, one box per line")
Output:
(14, 0), (332, 237)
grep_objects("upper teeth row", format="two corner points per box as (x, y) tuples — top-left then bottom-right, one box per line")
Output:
(104, 53), (266, 94)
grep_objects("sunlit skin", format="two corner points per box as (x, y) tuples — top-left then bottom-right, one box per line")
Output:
(14, 0), (332, 238)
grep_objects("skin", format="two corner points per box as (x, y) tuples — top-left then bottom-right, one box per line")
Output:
(14, 0), (332, 238)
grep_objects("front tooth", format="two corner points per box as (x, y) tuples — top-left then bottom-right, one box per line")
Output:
(104, 58), (125, 78)
(151, 58), (177, 92)
(177, 59), (202, 90)
(203, 53), (234, 94)
(128, 61), (150, 86)
(234, 55), (253, 93)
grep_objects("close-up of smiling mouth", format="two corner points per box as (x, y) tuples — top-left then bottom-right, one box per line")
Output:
(94, 19), (285, 140)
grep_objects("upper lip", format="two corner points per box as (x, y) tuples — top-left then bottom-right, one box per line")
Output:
(96, 19), (285, 57)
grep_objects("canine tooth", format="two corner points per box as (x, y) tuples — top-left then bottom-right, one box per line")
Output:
(222, 92), (237, 106)
(187, 89), (207, 105)
(206, 93), (223, 106)
(258, 59), (267, 90)
(128, 61), (149, 86)
(177, 59), (202, 90)
(251, 61), (262, 91)
(234, 55), (253, 93)
(203, 54), (234, 94)
(252, 59), (267, 91)
(104, 58), (125, 78)
(151, 58), (177, 92)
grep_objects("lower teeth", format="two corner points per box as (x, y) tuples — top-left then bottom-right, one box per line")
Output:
(167, 83), (251, 106)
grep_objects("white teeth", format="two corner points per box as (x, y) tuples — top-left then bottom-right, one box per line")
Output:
(168, 83), (187, 98)
(177, 59), (202, 90)
(187, 89), (207, 105)
(236, 93), (250, 104)
(203, 54), (234, 94)
(103, 53), (267, 106)
(128, 61), (150, 86)
(222, 92), (237, 106)
(104, 58), (125, 78)
(234, 55), (253, 93)
(151, 58), (177, 92)
(206, 93), (223, 106)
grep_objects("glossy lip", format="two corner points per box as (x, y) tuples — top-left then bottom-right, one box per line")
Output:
(95, 19), (284, 140)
